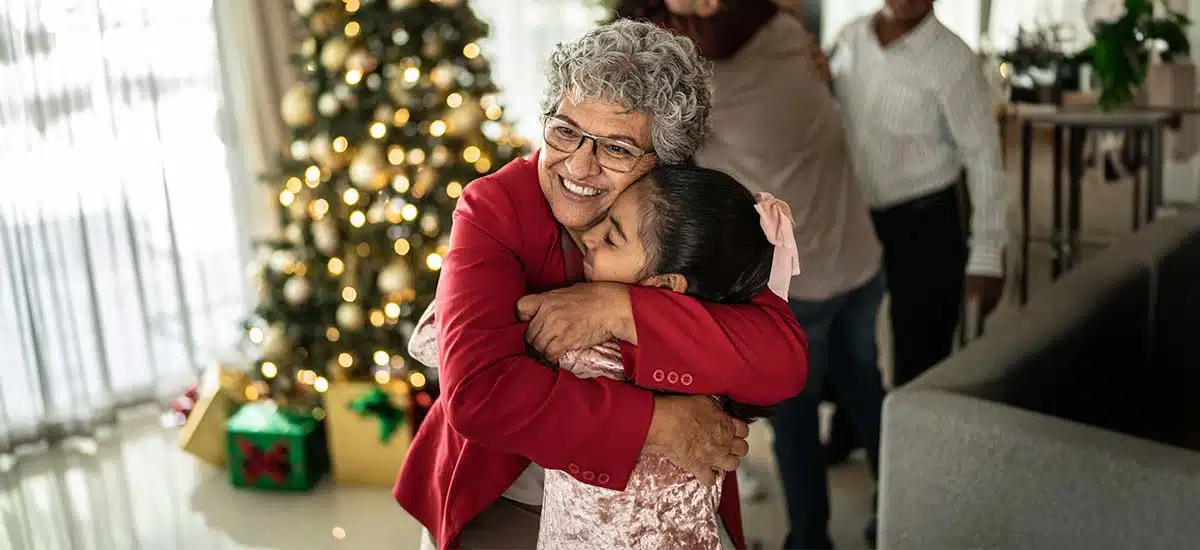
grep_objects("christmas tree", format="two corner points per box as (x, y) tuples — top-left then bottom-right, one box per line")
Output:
(244, 0), (526, 429)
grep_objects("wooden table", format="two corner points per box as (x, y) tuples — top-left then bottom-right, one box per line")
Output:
(1016, 109), (1175, 305)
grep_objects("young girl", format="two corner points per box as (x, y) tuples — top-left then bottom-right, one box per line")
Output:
(409, 165), (800, 550)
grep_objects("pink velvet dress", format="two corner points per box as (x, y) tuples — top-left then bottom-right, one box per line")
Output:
(407, 308), (723, 550)
(539, 342), (724, 550)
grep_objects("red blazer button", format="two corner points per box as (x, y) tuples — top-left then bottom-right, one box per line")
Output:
(652, 369), (665, 382)
(597, 473), (610, 484)
(582, 471), (596, 481)
(567, 463), (581, 474)
(667, 371), (679, 384)
(680, 373), (693, 386)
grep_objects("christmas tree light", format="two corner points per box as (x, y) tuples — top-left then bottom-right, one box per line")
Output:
(244, 0), (528, 430)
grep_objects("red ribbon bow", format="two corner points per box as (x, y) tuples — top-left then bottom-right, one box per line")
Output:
(236, 437), (292, 485)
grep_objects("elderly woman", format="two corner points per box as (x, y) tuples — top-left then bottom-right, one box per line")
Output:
(397, 20), (808, 550)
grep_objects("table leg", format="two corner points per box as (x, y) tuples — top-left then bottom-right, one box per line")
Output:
(1149, 125), (1165, 224)
(1019, 120), (1033, 306)
(1067, 128), (1084, 271)
(1133, 130), (1144, 231)
(1051, 124), (1064, 280)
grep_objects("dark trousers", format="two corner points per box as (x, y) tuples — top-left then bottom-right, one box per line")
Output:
(770, 273), (886, 550)
(871, 183), (968, 387)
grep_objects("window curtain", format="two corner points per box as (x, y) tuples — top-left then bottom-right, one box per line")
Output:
(0, 0), (245, 453)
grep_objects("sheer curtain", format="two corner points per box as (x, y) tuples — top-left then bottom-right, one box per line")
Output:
(0, 0), (245, 453)
(470, 0), (607, 143)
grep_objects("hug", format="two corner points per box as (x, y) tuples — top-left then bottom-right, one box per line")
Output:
(396, 17), (811, 550)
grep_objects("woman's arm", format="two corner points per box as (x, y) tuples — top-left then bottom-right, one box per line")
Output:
(617, 286), (808, 405)
(439, 178), (747, 488)
(519, 283), (808, 405)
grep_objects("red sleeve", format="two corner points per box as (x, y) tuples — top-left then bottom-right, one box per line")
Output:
(439, 179), (653, 491)
(619, 287), (808, 405)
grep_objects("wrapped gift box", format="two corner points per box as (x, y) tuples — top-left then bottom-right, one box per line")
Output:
(179, 363), (252, 467)
(324, 382), (412, 486)
(226, 401), (328, 491)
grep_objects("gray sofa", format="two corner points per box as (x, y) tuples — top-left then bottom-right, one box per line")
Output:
(878, 213), (1200, 549)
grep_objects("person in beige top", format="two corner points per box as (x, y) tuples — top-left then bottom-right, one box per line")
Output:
(618, 1), (886, 547)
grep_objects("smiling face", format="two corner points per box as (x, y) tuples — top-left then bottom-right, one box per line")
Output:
(537, 96), (656, 232)
(580, 184), (649, 284)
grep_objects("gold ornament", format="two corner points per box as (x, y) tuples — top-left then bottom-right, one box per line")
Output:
(321, 39), (351, 71)
(446, 103), (482, 136)
(336, 303), (366, 331)
(388, 76), (414, 106)
(283, 276), (313, 306)
(317, 92), (340, 117)
(367, 200), (388, 224)
(280, 84), (314, 128)
(349, 144), (388, 190)
(374, 104), (395, 122)
(388, 0), (417, 10)
(377, 262), (412, 294)
(310, 9), (337, 37)
(288, 195), (310, 220)
(420, 213), (439, 236)
(284, 223), (304, 245)
(412, 167), (437, 198)
(268, 250), (298, 273)
(294, 0), (316, 16)
(301, 38), (318, 58)
(345, 49), (378, 74)
(422, 38), (443, 58)
(430, 145), (450, 166)
(261, 324), (290, 358)
(312, 219), (340, 255)
(430, 64), (455, 89)
(310, 133), (347, 170)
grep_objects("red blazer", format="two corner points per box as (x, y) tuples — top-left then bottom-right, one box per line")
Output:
(394, 151), (809, 549)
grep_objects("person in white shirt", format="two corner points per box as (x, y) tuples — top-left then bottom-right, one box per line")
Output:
(830, 0), (1008, 389)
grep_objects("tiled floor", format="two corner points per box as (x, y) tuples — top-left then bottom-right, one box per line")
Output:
(0, 408), (874, 550)
(0, 411), (423, 550)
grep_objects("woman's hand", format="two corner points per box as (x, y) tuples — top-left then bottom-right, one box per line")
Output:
(806, 31), (831, 84)
(517, 282), (635, 362)
(644, 395), (750, 485)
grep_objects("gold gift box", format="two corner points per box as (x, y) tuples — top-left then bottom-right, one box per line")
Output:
(323, 381), (412, 486)
(178, 363), (253, 467)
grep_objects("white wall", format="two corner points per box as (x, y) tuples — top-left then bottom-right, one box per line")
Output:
(1162, 0), (1200, 204)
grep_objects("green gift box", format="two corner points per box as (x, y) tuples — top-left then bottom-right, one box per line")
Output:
(225, 402), (329, 491)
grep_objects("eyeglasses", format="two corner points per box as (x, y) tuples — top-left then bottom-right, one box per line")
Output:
(541, 115), (653, 173)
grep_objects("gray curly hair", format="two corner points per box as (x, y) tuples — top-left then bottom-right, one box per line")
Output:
(539, 19), (713, 165)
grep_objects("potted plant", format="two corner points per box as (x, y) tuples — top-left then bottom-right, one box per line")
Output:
(1078, 0), (1191, 109)
(999, 24), (1078, 104)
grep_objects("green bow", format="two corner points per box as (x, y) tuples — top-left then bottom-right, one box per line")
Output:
(347, 387), (406, 444)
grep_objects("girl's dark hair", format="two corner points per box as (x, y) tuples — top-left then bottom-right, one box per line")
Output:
(634, 165), (780, 422)
(636, 165), (774, 304)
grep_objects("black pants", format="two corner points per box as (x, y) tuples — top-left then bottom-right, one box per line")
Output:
(871, 183), (968, 388)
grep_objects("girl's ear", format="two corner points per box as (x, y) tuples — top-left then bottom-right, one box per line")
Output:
(641, 273), (688, 294)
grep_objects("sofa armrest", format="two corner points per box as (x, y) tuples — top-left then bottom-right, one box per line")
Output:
(880, 390), (1200, 550)
(907, 246), (1152, 434)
